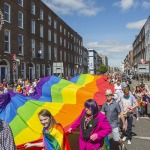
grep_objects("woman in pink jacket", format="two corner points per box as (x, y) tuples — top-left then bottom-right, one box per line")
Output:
(68, 99), (112, 150)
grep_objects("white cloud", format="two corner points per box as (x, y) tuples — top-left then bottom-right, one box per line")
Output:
(142, 1), (150, 9)
(42, 0), (103, 16)
(126, 19), (147, 29)
(113, 0), (138, 11)
(86, 40), (132, 67)
(86, 40), (131, 53)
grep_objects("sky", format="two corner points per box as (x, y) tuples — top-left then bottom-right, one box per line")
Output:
(42, 0), (150, 68)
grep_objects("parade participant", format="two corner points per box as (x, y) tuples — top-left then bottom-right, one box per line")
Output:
(0, 83), (7, 94)
(102, 89), (126, 150)
(119, 86), (138, 144)
(0, 119), (16, 150)
(24, 109), (70, 150)
(67, 99), (112, 150)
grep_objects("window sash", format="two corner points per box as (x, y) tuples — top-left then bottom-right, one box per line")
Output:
(4, 3), (10, 22)
(18, 12), (23, 28)
(18, 35), (24, 55)
(4, 30), (10, 52)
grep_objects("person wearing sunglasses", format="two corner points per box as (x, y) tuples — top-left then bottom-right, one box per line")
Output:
(101, 89), (126, 150)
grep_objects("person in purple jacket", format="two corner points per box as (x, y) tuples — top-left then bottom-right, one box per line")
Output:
(67, 99), (112, 150)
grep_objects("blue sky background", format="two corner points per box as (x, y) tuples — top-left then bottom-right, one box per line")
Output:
(42, 0), (150, 67)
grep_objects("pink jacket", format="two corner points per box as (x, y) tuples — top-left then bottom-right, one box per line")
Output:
(71, 109), (112, 150)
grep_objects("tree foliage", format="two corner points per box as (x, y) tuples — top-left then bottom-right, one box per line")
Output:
(97, 64), (108, 74)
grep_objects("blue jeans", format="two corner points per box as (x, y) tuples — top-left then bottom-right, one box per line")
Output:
(120, 115), (133, 140)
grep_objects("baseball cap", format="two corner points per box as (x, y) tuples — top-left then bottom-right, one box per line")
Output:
(105, 89), (113, 95)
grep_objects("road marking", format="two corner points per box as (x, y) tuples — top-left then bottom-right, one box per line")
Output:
(133, 136), (150, 140)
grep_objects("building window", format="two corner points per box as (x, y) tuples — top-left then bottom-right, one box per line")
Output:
(42, 64), (45, 77)
(48, 29), (51, 41)
(64, 29), (66, 35)
(18, 11), (23, 28)
(60, 50), (62, 61)
(54, 32), (57, 43)
(21, 62), (26, 79)
(31, 2), (35, 15)
(18, 34), (24, 55)
(40, 42), (44, 59)
(64, 51), (66, 62)
(60, 36), (62, 46)
(47, 65), (51, 76)
(40, 9), (43, 20)
(48, 45), (51, 60)
(31, 19), (35, 34)
(60, 25), (62, 32)
(48, 15), (52, 25)
(54, 20), (57, 29)
(54, 47), (57, 61)
(64, 39), (66, 47)
(18, 0), (23, 7)
(4, 3), (11, 22)
(40, 24), (43, 37)
(36, 64), (40, 78)
(4, 29), (10, 53)
(31, 39), (35, 58)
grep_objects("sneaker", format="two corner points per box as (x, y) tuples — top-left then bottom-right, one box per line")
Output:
(127, 140), (131, 144)
(122, 136), (127, 142)
(136, 118), (139, 121)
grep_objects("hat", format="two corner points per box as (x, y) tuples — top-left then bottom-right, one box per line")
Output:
(121, 82), (127, 88)
(105, 89), (113, 95)
(0, 84), (3, 88)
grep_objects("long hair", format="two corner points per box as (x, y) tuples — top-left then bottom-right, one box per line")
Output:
(38, 109), (56, 128)
(84, 99), (99, 116)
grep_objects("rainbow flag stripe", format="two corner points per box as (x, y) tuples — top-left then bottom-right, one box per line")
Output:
(0, 74), (114, 149)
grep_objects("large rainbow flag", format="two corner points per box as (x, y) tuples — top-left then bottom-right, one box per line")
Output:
(0, 74), (114, 149)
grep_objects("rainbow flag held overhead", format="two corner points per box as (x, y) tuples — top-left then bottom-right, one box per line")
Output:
(0, 74), (114, 149)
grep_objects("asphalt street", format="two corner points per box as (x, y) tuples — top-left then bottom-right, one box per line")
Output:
(67, 81), (150, 150)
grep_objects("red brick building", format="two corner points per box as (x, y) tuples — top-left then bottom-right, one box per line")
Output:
(0, 0), (84, 83)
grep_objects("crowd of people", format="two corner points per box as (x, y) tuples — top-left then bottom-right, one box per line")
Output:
(0, 73), (150, 150)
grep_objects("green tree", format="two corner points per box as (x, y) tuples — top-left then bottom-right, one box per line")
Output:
(97, 64), (108, 74)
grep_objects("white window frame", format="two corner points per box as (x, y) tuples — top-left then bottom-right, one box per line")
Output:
(18, 34), (24, 55)
(31, 19), (35, 34)
(54, 20), (57, 29)
(40, 42), (44, 59)
(40, 9), (44, 20)
(40, 24), (43, 37)
(54, 47), (57, 61)
(4, 29), (10, 53)
(48, 29), (51, 41)
(48, 45), (51, 60)
(48, 15), (52, 25)
(31, 39), (35, 58)
(18, 0), (23, 7)
(60, 25), (62, 32)
(18, 11), (23, 28)
(4, 3), (11, 23)
(54, 32), (57, 43)
(31, 2), (35, 15)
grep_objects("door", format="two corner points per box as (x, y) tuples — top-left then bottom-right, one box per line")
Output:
(1, 67), (5, 82)
(29, 67), (32, 80)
